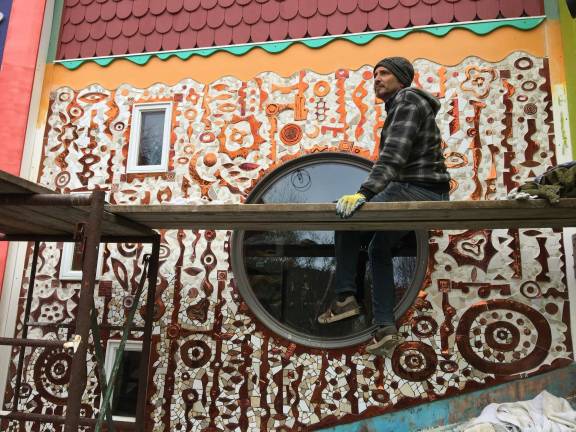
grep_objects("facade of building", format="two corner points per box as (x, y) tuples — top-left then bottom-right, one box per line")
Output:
(1, 0), (575, 430)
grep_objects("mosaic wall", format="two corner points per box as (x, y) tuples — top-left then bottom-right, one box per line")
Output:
(2, 51), (573, 431)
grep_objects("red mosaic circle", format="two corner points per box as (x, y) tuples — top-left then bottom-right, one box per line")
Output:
(279, 124), (303, 146)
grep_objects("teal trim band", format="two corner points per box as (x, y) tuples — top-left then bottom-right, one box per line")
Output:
(47, 0), (65, 62)
(55, 17), (545, 70)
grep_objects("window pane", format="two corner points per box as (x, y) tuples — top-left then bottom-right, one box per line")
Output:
(70, 242), (83, 271)
(241, 159), (421, 341)
(110, 350), (141, 417)
(137, 110), (165, 166)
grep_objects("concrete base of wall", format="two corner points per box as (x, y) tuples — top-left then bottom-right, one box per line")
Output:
(319, 363), (576, 432)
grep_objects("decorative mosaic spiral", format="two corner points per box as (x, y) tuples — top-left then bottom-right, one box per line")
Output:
(112, 121), (125, 131)
(118, 242), (139, 257)
(371, 389), (390, 404)
(18, 383), (32, 399)
(313, 81), (330, 97)
(391, 341), (438, 382)
(279, 124), (303, 146)
(204, 230), (216, 241)
(456, 300), (551, 375)
(33, 347), (72, 404)
(439, 360), (458, 373)
(523, 103), (538, 115)
(123, 295), (134, 309)
(180, 340), (211, 368)
(201, 251), (216, 267)
(159, 244), (171, 260)
(521, 81), (537, 92)
(411, 316), (438, 338)
(514, 57), (534, 70)
(58, 92), (71, 102)
(520, 281), (542, 299)
(68, 105), (83, 119)
(183, 388), (199, 407)
(54, 171), (71, 188)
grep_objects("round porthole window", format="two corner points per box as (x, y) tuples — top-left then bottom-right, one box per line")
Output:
(231, 153), (429, 348)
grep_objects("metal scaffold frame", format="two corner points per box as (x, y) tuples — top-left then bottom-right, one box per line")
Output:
(0, 178), (161, 431)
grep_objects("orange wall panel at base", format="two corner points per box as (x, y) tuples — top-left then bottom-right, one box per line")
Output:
(0, 0), (47, 294)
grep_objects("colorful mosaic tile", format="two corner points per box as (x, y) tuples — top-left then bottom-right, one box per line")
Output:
(2, 51), (572, 431)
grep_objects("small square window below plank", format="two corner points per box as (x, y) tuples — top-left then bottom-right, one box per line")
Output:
(59, 242), (104, 281)
(104, 340), (143, 421)
(127, 103), (172, 174)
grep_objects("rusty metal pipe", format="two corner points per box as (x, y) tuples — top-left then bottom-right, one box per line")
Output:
(135, 234), (161, 430)
(0, 193), (93, 207)
(0, 338), (66, 348)
(64, 190), (105, 432)
(0, 234), (157, 243)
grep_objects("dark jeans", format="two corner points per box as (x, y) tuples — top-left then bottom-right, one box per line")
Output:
(334, 181), (450, 327)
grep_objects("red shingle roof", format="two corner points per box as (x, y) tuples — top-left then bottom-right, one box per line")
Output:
(57, 0), (544, 60)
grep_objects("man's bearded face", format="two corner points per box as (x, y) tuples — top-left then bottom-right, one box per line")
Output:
(374, 66), (404, 101)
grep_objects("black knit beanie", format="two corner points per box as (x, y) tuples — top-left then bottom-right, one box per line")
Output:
(374, 57), (414, 88)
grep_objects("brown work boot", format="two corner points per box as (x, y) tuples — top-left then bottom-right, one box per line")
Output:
(317, 295), (361, 324)
(365, 325), (404, 356)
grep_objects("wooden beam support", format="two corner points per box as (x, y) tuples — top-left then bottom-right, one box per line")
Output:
(108, 199), (576, 231)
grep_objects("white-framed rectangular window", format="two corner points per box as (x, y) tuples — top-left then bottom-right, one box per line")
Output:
(127, 102), (172, 173)
(59, 241), (104, 281)
(103, 339), (143, 422)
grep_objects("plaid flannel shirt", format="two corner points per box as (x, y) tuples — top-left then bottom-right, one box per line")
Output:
(358, 87), (450, 200)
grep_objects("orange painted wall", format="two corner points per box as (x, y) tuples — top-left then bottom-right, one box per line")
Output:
(46, 25), (554, 91)
(0, 0), (47, 294)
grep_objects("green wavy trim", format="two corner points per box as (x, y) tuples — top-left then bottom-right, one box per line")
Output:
(56, 17), (544, 70)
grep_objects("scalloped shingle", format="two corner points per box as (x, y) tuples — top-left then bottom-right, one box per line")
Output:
(56, 0), (544, 60)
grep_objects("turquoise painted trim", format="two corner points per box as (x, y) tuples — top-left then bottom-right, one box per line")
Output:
(55, 17), (545, 70)
(318, 364), (576, 432)
(321, 402), (453, 432)
(47, 0), (64, 62)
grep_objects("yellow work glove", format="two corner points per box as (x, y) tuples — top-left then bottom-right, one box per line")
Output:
(336, 193), (366, 219)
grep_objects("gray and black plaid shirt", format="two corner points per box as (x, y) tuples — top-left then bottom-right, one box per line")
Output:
(358, 87), (450, 200)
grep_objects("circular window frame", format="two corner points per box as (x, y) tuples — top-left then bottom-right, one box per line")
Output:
(231, 152), (429, 349)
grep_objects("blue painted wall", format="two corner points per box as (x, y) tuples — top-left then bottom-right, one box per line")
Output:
(0, 0), (13, 65)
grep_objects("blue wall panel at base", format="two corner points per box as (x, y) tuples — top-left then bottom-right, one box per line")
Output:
(0, 0), (13, 65)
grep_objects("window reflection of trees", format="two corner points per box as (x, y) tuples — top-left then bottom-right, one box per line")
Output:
(245, 229), (372, 337)
(138, 111), (165, 166)
(392, 255), (417, 303)
(241, 157), (421, 340)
